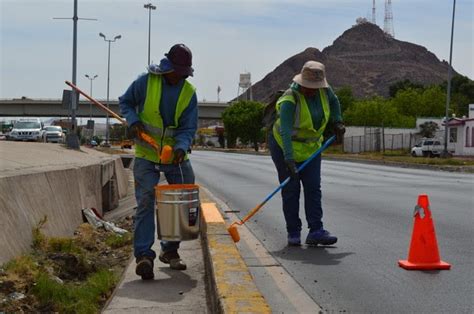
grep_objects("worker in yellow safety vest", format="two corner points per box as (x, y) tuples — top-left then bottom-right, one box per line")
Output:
(269, 61), (345, 247)
(119, 44), (197, 280)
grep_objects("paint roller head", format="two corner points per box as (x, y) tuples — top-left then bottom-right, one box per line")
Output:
(227, 224), (240, 243)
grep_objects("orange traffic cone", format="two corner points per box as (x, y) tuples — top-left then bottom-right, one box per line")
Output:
(398, 194), (451, 270)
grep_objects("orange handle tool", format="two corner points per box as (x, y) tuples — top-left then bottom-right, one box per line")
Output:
(65, 80), (126, 125)
(65, 80), (173, 160)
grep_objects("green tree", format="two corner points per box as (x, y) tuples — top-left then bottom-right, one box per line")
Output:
(419, 86), (446, 117)
(418, 121), (439, 138)
(222, 100), (265, 151)
(335, 86), (355, 114)
(389, 79), (424, 98)
(440, 75), (474, 117)
(391, 88), (423, 117)
(344, 97), (415, 128)
(391, 86), (446, 118)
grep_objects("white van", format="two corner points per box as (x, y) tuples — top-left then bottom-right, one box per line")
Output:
(8, 118), (44, 142)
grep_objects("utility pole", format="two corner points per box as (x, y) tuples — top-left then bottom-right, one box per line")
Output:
(85, 74), (98, 121)
(53, 0), (96, 149)
(144, 3), (157, 66)
(99, 33), (121, 147)
(442, 0), (457, 158)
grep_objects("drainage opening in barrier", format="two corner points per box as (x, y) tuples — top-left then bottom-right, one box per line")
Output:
(120, 156), (134, 169)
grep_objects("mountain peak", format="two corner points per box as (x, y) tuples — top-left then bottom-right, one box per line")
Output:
(324, 22), (393, 55)
(248, 24), (456, 101)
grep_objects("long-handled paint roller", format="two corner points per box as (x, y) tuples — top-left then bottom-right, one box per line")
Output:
(65, 80), (172, 162)
(227, 135), (336, 242)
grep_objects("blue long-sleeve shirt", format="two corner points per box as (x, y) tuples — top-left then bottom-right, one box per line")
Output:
(279, 84), (342, 160)
(119, 73), (198, 152)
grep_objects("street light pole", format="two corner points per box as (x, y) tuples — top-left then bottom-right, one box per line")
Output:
(53, 0), (96, 149)
(99, 33), (121, 147)
(85, 74), (98, 120)
(442, 0), (456, 158)
(144, 3), (156, 65)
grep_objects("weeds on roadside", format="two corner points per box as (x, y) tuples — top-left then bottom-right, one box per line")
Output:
(105, 233), (132, 249)
(32, 216), (48, 250)
(33, 269), (117, 313)
(1, 216), (131, 312)
(4, 255), (39, 281)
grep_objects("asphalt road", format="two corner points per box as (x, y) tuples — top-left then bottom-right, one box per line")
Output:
(191, 150), (474, 313)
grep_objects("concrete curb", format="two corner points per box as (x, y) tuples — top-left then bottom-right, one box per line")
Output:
(200, 203), (271, 314)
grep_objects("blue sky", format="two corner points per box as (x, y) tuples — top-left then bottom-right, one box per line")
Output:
(1, 0), (472, 103)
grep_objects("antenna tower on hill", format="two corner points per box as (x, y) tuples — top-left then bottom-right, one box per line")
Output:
(372, 0), (376, 24)
(384, 0), (395, 37)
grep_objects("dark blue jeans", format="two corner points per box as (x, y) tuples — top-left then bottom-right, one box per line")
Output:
(268, 133), (323, 234)
(133, 157), (195, 259)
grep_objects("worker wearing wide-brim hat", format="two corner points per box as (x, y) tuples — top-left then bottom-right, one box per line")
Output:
(119, 44), (198, 280)
(269, 60), (345, 247)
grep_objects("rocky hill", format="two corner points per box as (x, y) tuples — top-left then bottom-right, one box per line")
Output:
(249, 22), (457, 102)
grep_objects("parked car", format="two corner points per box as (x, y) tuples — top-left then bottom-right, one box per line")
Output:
(411, 138), (454, 157)
(8, 119), (43, 141)
(120, 139), (134, 149)
(42, 126), (64, 143)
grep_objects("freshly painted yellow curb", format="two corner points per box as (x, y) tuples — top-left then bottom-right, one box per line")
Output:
(201, 203), (271, 314)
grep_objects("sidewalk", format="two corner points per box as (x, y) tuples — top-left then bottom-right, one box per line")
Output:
(103, 170), (270, 313)
(103, 168), (208, 313)
(103, 239), (208, 313)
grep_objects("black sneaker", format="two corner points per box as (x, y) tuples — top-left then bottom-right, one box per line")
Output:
(135, 256), (154, 280)
(159, 250), (187, 270)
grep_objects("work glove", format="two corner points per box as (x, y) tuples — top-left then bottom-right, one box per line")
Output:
(285, 159), (299, 180)
(173, 148), (186, 165)
(334, 122), (346, 145)
(128, 121), (145, 139)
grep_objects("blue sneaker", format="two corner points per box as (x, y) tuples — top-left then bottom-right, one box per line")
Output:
(305, 229), (338, 246)
(287, 232), (301, 246)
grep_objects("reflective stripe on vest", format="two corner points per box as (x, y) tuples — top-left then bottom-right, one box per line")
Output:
(135, 74), (196, 163)
(272, 89), (330, 162)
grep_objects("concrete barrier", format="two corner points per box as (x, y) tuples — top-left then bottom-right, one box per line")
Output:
(0, 142), (129, 265)
(201, 203), (271, 313)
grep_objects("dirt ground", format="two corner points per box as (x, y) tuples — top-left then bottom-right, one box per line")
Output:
(0, 215), (134, 312)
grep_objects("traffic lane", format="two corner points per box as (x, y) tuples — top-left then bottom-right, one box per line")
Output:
(191, 152), (474, 312)
(258, 161), (473, 312)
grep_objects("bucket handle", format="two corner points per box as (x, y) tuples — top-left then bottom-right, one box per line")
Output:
(179, 163), (184, 184)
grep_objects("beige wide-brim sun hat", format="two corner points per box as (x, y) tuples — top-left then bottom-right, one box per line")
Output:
(293, 61), (329, 89)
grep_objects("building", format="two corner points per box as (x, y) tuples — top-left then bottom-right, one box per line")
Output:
(443, 104), (474, 156)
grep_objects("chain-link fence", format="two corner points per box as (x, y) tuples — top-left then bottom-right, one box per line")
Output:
(343, 128), (422, 153)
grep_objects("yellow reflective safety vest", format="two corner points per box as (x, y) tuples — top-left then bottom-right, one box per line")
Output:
(135, 74), (196, 163)
(272, 89), (330, 162)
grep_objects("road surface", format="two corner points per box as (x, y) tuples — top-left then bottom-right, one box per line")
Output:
(192, 150), (474, 313)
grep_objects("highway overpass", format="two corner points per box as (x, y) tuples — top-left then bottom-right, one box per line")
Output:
(0, 98), (229, 123)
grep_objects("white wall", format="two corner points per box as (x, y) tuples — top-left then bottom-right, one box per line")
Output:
(453, 120), (474, 156)
(345, 126), (417, 137)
